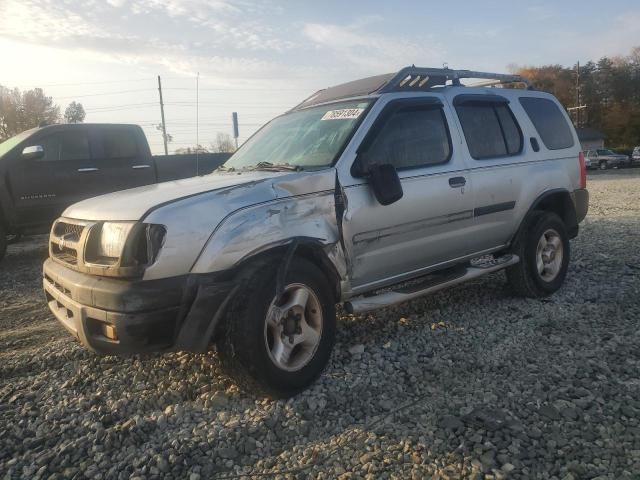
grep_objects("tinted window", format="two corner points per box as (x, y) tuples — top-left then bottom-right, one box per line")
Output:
(364, 107), (451, 170)
(519, 97), (574, 150)
(495, 104), (522, 155)
(42, 132), (90, 161)
(456, 102), (522, 159)
(104, 128), (138, 159)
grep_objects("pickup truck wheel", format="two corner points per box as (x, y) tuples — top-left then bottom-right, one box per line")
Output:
(506, 211), (570, 298)
(219, 257), (336, 398)
(0, 224), (7, 262)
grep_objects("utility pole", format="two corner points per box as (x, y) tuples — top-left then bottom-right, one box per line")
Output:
(232, 112), (239, 150)
(157, 75), (168, 156)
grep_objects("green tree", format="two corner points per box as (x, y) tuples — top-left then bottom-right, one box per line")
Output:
(0, 86), (60, 141)
(64, 101), (86, 123)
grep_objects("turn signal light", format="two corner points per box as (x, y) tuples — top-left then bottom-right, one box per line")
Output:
(101, 323), (118, 341)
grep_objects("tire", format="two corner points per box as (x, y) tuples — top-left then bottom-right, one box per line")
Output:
(599, 161), (608, 170)
(506, 211), (570, 298)
(218, 257), (336, 398)
(0, 224), (7, 262)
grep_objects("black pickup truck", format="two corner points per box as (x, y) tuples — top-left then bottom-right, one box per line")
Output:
(0, 123), (230, 260)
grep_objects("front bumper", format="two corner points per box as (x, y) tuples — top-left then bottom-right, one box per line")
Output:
(43, 258), (236, 355)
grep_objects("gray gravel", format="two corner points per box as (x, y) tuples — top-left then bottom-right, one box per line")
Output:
(2, 170), (640, 479)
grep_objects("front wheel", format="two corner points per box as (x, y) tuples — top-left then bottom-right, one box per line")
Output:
(599, 161), (608, 170)
(218, 257), (336, 398)
(507, 211), (570, 298)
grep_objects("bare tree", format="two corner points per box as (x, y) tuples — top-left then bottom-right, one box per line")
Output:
(155, 124), (173, 145)
(210, 132), (236, 153)
(174, 145), (209, 154)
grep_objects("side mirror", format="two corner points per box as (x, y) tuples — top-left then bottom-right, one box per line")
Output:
(368, 163), (403, 206)
(22, 145), (44, 160)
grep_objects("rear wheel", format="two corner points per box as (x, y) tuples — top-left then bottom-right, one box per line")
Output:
(218, 257), (336, 398)
(507, 211), (570, 298)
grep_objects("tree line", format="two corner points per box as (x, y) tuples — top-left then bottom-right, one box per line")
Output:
(0, 86), (85, 141)
(512, 46), (640, 149)
(0, 85), (235, 153)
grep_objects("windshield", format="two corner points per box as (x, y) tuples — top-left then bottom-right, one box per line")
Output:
(597, 149), (616, 155)
(223, 100), (372, 170)
(0, 128), (37, 158)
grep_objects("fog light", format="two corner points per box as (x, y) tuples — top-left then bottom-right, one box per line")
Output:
(102, 323), (118, 340)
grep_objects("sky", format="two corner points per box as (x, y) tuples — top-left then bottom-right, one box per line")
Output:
(1, 0), (639, 154)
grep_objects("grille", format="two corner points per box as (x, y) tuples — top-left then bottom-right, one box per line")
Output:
(53, 222), (85, 242)
(51, 245), (78, 265)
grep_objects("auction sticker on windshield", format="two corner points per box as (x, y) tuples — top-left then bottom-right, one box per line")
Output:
(321, 108), (365, 120)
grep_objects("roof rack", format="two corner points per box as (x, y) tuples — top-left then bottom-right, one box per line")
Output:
(381, 66), (531, 93)
(291, 66), (532, 111)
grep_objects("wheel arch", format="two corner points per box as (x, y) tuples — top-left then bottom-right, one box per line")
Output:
(233, 237), (343, 302)
(512, 189), (578, 245)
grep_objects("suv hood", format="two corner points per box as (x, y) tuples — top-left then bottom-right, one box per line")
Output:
(63, 169), (336, 222)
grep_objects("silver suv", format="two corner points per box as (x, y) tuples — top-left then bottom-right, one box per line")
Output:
(44, 67), (589, 397)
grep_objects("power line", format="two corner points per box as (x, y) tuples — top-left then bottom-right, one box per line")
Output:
(6, 77), (156, 88)
(54, 88), (155, 100)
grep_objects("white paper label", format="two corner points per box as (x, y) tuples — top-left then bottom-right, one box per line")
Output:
(321, 108), (365, 120)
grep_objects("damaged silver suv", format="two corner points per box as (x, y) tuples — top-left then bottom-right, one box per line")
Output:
(44, 67), (589, 397)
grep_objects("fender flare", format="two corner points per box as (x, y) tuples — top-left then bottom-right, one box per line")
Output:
(233, 236), (343, 302)
(510, 188), (578, 246)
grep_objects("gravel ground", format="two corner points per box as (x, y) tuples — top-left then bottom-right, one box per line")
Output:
(1, 171), (640, 480)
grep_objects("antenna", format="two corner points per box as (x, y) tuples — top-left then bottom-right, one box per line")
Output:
(196, 72), (199, 174)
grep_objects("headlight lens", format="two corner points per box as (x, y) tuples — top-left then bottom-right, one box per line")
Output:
(120, 223), (167, 267)
(97, 222), (135, 259)
(85, 222), (166, 269)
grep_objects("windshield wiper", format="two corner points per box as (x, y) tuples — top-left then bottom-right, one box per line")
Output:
(247, 161), (302, 171)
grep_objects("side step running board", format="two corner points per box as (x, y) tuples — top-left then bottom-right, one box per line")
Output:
(345, 254), (519, 314)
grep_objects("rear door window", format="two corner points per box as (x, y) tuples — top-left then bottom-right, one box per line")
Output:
(455, 101), (522, 159)
(519, 97), (575, 150)
(42, 131), (90, 161)
(103, 128), (138, 159)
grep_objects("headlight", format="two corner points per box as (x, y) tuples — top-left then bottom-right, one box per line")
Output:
(85, 222), (166, 269)
(97, 222), (135, 259)
(121, 223), (167, 267)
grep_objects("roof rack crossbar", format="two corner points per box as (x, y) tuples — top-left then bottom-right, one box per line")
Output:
(379, 66), (531, 92)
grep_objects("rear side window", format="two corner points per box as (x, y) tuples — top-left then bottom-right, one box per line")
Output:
(42, 132), (90, 161)
(519, 97), (575, 150)
(363, 107), (451, 170)
(455, 102), (522, 160)
(103, 128), (138, 159)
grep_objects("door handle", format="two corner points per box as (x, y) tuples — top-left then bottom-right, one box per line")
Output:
(77, 167), (99, 172)
(132, 164), (151, 169)
(448, 176), (466, 188)
(530, 137), (540, 152)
